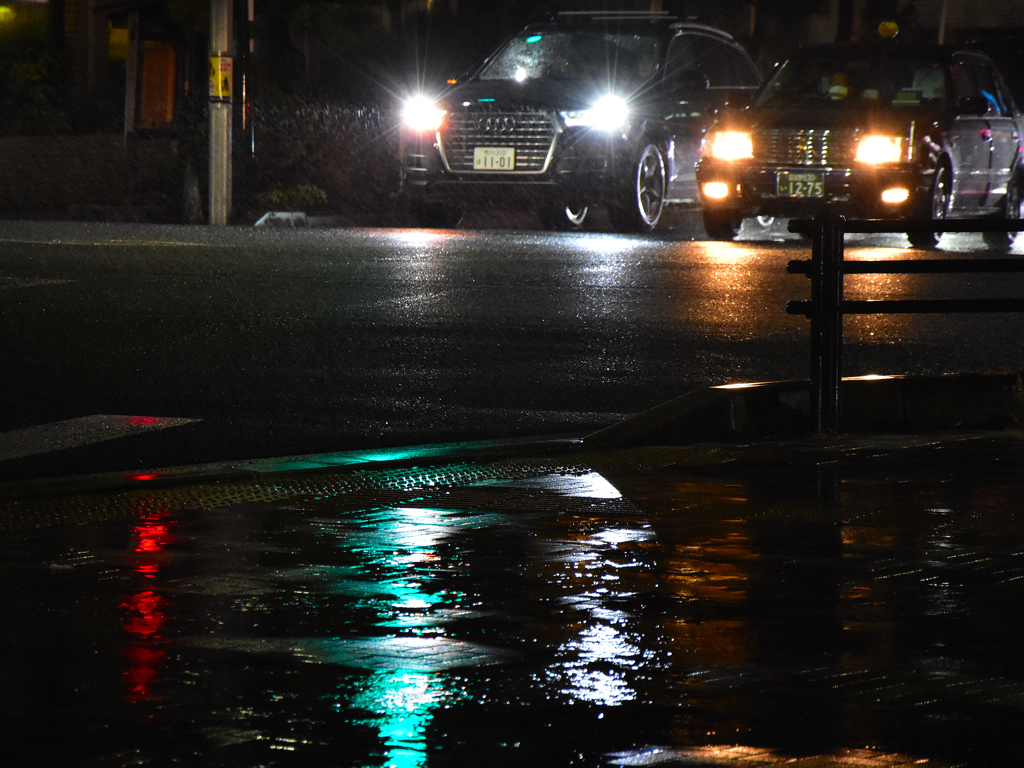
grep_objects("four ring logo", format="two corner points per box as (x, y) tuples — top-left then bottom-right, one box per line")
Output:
(478, 116), (517, 133)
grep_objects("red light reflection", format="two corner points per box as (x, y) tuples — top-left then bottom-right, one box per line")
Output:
(121, 591), (166, 637)
(134, 514), (174, 553)
(122, 509), (177, 703)
(123, 645), (167, 702)
(133, 511), (175, 576)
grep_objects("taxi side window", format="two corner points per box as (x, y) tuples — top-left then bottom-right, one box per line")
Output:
(953, 58), (1010, 116)
(952, 59), (978, 106)
(975, 63), (1009, 116)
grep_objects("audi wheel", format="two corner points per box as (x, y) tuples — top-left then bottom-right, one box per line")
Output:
(538, 204), (589, 231)
(611, 143), (666, 233)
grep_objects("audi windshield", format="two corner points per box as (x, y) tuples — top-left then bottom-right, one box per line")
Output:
(478, 29), (663, 89)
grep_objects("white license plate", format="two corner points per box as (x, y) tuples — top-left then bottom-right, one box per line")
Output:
(778, 171), (824, 198)
(473, 147), (515, 170)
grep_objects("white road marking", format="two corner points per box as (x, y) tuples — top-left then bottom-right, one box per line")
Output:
(0, 415), (199, 462)
(0, 277), (75, 288)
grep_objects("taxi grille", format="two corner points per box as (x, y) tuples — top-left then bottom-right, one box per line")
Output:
(440, 111), (556, 173)
(758, 128), (857, 168)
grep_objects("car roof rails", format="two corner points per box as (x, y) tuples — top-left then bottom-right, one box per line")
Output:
(669, 20), (736, 40)
(555, 10), (677, 23)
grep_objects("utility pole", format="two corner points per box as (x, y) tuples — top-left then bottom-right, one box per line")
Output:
(242, 0), (255, 157)
(209, 0), (233, 224)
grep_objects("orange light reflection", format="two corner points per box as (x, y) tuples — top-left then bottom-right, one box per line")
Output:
(844, 247), (925, 343)
(680, 242), (776, 333)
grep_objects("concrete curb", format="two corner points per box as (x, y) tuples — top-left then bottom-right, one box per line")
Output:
(2, 373), (1021, 502)
(584, 372), (1024, 447)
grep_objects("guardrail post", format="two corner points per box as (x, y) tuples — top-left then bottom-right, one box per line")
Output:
(810, 214), (845, 433)
(789, 216), (1024, 434)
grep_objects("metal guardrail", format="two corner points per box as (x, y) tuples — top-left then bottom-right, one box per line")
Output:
(786, 215), (1024, 433)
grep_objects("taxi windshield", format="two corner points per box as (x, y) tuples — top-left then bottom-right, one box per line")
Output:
(757, 54), (948, 109)
(478, 29), (662, 88)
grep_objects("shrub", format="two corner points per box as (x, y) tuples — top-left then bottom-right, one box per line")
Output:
(239, 94), (402, 224)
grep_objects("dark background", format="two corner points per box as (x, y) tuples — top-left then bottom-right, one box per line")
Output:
(0, 0), (1016, 225)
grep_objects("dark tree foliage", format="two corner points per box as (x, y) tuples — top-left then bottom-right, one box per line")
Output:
(0, 6), (70, 135)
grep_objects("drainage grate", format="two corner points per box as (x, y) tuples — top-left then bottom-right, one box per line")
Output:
(0, 457), (638, 531)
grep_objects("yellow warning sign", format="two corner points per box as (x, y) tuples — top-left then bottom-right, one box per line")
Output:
(209, 56), (233, 100)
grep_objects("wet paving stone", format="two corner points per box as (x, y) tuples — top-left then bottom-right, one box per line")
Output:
(2, 434), (1023, 766)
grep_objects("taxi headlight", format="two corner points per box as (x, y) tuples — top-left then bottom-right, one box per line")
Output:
(402, 96), (447, 133)
(561, 94), (629, 131)
(856, 135), (903, 164)
(706, 131), (754, 161)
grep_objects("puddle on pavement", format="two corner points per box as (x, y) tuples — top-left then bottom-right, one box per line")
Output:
(2, 443), (1024, 767)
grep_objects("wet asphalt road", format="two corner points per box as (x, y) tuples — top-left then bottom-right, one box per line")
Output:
(4, 213), (1024, 768)
(2, 212), (1024, 480)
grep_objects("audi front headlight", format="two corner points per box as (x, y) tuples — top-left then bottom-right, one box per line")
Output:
(561, 94), (629, 131)
(705, 131), (754, 161)
(402, 96), (447, 133)
(855, 135), (903, 164)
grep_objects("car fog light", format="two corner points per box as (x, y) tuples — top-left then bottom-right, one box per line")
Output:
(881, 187), (910, 204)
(702, 182), (731, 200)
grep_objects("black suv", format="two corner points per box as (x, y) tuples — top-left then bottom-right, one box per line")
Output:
(697, 43), (1024, 247)
(400, 11), (760, 231)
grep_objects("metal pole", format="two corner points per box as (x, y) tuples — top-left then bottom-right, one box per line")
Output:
(937, 0), (949, 44)
(809, 218), (825, 432)
(123, 11), (140, 139)
(244, 0), (255, 156)
(823, 214), (844, 432)
(209, 0), (233, 225)
(809, 214), (845, 433)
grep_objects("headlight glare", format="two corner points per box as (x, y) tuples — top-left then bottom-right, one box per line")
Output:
(562, 94), (629, 131)
(708, 131), (754, 161)
(702, 182), (731, 199)
(403, 96), (447, 133)
(856, 135), (902, 164)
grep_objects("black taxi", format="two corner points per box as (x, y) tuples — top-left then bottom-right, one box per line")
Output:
(400, 11), (760, 231)
(696, 43), (1024, 247)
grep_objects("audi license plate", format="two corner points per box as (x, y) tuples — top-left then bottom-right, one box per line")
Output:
(473, 147), (515, 170)
(778, 171), (824, 198)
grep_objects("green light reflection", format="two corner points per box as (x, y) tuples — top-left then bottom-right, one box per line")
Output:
(326, 505), (498, 768)
(353, 670), (447, 768)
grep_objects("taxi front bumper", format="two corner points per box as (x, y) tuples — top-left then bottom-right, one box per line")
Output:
(696, 162), (933, 219)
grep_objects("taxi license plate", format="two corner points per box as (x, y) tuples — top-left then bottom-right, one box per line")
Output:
(778, 171), (824, 198)
(473, 147), (515, 170)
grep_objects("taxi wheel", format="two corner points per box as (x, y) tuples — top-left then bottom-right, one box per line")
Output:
(982, 177), (1021, 249)
(612, 143), (666, 233)
(908, 165), (949, 249)
(538, 204), (589, 231)
(702, 208), (741, 241)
